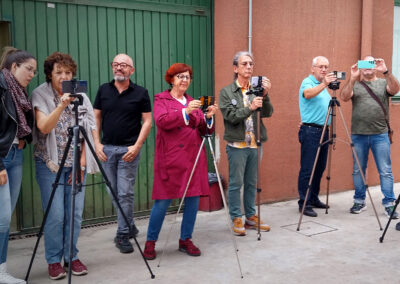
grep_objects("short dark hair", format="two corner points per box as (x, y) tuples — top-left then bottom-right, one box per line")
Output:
(0, 46), (35, 70)
(44, 52), (77, 83)
(165, 63), (193, 85)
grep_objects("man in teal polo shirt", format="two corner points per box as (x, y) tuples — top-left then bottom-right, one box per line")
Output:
(298, 56), (336, 217)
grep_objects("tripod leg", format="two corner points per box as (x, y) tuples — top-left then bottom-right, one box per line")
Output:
(297, 106), (332, 231)
(256, 111), (262, 241)
(207, 136), (243, 278)
(25, 134), (73, 281)
(324, 104), (335, 215)
(336, 107), (382, 230)
(380, 193), (400, 242)
(157, 137), (206, 268)
(67, 125), (82, 284)
(79, 127), (155, 278)
(324, 144), (333, 215)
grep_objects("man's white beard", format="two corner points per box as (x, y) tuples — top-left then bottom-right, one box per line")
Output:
(114, 75), (129, 82)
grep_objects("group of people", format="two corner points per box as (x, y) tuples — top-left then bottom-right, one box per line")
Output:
(298, 55), (400, 222)
(0, 46), (399, 284)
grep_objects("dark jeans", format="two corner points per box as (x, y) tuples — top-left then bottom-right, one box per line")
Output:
(297, 125), (329, 208)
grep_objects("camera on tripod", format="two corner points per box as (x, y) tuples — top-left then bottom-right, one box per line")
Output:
(328, 71), (346, 90)
(250, 76), (266, 96)
(62, 79), (88, 105)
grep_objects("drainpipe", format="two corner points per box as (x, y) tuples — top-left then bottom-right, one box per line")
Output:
(361, 0), (373, 58)
(248, 0), (252, 53)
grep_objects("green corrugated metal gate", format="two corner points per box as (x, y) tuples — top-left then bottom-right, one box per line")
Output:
(0, 0), (213, 234)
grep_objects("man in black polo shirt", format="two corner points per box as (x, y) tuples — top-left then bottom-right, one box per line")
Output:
(93, 53), (152, 253)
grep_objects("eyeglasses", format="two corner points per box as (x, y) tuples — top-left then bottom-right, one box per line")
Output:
(18, 64), (37, 77)
(111, 62), (133, 69)
(176, 74), (191, 81)
(313, 65), (329, 70)
(239, 62), (254, 67)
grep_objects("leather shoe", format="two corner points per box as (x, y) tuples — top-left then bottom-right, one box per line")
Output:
(311, 200), (330, 209)
(300, 207), (318, 217)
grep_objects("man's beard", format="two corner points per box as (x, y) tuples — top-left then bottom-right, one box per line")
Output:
(114, 75), (129, 82)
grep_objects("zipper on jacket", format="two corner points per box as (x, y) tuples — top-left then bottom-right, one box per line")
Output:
(1, 96), (18, 156)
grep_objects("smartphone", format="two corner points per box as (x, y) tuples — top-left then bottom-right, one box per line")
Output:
(358, 60), (375, 69)
(199, 96), (215, 112)
(251, 76), (266, 88)
(62, 79), (88, 94)
(333, 71), (346, 80)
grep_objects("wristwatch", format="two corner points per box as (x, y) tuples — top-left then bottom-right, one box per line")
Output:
(81, 166), (86, 172)
(383, 69), (389, 75)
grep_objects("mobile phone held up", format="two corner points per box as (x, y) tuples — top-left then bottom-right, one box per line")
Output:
(358, 60), (375, 69)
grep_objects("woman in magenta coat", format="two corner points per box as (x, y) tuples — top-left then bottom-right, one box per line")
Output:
(144, 63), (217, 260)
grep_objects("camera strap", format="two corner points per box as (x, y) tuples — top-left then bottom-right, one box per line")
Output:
(359, 81), (392, 135)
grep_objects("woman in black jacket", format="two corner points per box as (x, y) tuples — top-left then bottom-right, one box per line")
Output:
(0, 47), (36, 284)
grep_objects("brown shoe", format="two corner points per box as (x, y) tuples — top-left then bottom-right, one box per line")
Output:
(232, 217), (246, 236)
(245, 215), (271, 231)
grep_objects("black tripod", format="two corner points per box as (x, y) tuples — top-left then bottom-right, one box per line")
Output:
(297, 83), (383, 231)
(247, 83), (266, 241)
(25, 95), (155, 283)
(157, 114), (243, 278)
(379, 194), (400, 242)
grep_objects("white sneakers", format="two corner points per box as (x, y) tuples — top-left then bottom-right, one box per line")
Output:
(0, 263), (25, 284)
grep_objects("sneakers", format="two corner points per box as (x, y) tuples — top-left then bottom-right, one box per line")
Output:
(350, 202), (367, 214)
(178, 238), (201, 256)
(48, 262), (66, 280)
(0, 263), (26, 284)
(129, 224), (139, 239)
(143, 240), (156, 260)
(245, 215), (271, 231)
(384, 205), (399, 219)
(232, 217), (246, 236)
(64, 259), (88, 276)
(114, 235), (134, 253)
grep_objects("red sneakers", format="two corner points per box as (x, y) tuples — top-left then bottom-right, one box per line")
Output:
(143, 240), (156, 260)
(64, 259), (88, 276)
(48, 263), (66, 280)
(179, 238), (201, 256)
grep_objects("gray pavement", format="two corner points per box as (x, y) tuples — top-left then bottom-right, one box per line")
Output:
(6, 184), (400, 284)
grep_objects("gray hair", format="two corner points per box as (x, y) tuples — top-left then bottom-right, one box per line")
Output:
(312, 56), (329, 66)
(233, 51), (254, 66)
(232, 51), (254, 79)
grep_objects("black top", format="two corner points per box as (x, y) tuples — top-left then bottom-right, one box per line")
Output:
(0, 73), (34, 171)
(93, 80), (151, 146)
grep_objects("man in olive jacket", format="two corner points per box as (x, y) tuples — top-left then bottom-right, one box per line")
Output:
(219, 51), (273, 236)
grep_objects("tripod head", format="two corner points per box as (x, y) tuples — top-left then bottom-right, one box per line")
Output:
(328, 80), (341, 90)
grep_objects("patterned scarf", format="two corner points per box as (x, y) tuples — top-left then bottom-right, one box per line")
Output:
(2, 68), (32, 138)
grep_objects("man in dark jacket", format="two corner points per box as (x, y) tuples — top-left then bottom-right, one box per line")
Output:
(219, 51), (273, 236)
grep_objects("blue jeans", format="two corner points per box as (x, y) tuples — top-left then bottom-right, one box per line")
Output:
(146, 196), (200, 241)
(352, 133), (395, 206)
(35, 158), (86, 264)
(226, 145), (258, 220)
(103, 145), (141, 236)
(298, 125), (329, 208)
(0, 145), (23, 264)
